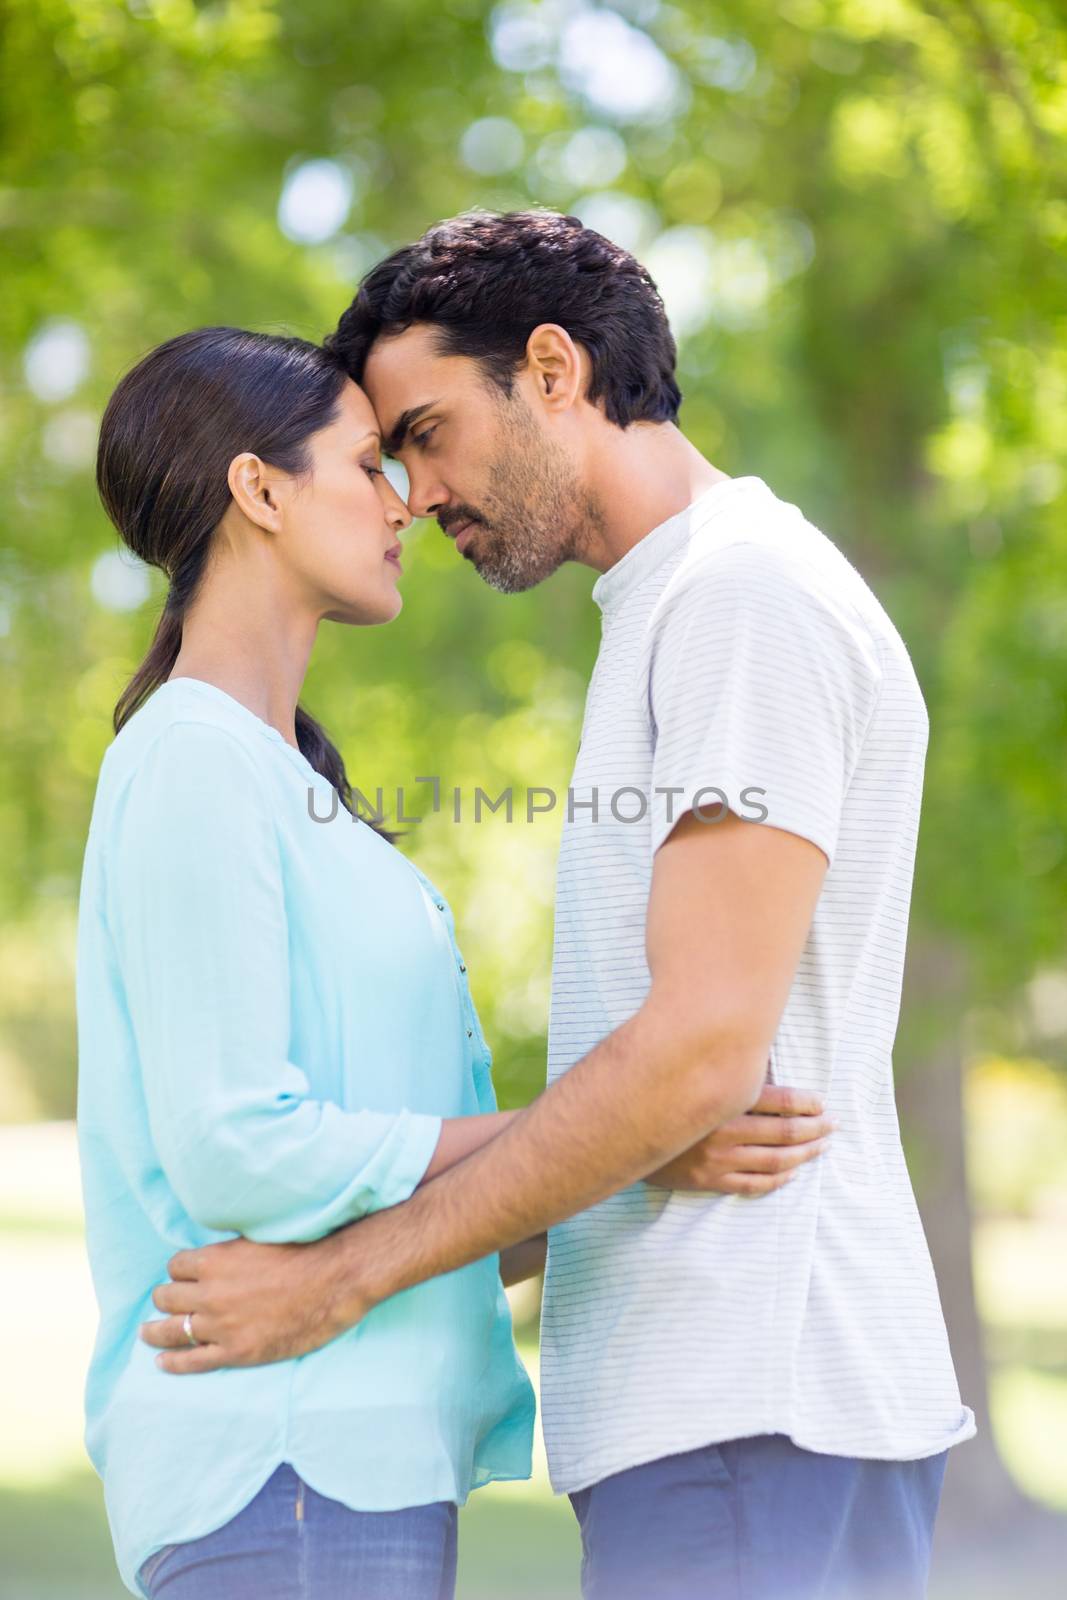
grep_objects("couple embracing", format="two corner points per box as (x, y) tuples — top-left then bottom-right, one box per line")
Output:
(76, 209), (974, 1600)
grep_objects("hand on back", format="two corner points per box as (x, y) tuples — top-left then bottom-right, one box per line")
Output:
(645, 1082), (834, 1196)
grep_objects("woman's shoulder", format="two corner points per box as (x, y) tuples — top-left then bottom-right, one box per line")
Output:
(92, 681), (277, 846)
(104, 679), (285, 785)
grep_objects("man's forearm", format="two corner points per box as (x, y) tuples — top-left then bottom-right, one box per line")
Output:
(328, 990), (766, 1323)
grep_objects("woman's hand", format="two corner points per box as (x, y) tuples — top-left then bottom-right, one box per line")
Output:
(644, 1084), (834, 1196)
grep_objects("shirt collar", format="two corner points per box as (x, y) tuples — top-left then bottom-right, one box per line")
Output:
(590, 476), (766, 617)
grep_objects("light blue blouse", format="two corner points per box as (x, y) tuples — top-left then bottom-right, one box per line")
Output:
(75, 676), (535, 1596)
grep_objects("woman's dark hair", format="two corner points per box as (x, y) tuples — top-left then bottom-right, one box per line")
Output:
(97, 326), (374, 826)
(326, 209), (682, 428)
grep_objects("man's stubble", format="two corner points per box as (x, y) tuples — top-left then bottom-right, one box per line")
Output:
(466, 394), (605, 594)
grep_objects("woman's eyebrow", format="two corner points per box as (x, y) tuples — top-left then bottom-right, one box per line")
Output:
(354, 430), (381, 448)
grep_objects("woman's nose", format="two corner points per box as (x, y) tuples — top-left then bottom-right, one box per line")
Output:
(384, 482), (413, 532)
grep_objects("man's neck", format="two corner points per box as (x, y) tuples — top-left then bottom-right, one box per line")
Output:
(580, 421), (731, 575)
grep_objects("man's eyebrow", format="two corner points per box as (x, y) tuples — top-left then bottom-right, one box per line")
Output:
(383, 402), (439, 457)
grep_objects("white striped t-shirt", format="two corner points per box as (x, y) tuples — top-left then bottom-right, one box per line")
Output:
(540, 475), (975, 1494)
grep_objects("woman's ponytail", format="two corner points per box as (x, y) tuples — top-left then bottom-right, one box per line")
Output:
(97, 326), (386, 830)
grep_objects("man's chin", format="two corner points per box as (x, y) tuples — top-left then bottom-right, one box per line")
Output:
(473, 558), (548, 595)
(467, 538), (564, 595)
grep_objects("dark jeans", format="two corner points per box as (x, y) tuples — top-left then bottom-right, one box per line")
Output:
(569, 1434), (948, 1600)
(137, 1463), (458, 1599)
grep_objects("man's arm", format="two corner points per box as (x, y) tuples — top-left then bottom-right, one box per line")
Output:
(146, 808), (827, 1371)
(339, 809), (828, 1308)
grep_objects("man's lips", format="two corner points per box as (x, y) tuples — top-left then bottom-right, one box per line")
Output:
(451, 521), (476, 554)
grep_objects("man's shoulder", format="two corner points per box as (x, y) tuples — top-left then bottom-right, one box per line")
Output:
(649, 525), (867, 646)
(652, 485), (908, 656)
(685, 484), (851, 592)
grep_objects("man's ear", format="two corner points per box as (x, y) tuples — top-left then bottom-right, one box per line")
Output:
(525, 323), (584, 413)
(227, 452), (284, 533)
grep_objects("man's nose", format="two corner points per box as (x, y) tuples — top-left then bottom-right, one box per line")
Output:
(405, 465), (448, 521)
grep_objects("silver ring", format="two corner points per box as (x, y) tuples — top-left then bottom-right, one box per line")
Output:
(182, 1312), (199, 1348)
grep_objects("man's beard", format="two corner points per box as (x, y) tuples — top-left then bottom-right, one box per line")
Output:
(440, 394), (603, 594)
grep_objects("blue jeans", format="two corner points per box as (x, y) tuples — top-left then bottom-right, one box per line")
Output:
(569, 1434), (948, 1600)
(136, 1463), (458, 1599)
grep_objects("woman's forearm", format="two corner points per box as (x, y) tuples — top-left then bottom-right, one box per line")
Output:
(500, 1233), (547, 1287)
(419, 1110), (520, 1184)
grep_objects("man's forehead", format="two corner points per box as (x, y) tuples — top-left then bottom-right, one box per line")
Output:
(363, 323), (447, 396)
(363, 325), (484, 450)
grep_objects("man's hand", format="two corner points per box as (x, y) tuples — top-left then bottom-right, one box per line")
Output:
(644, 1084), (834, 1196)
(139, 1113), (529, 1374)
(140, 1232), (356, 1374)
(142, 811), (830, 1374)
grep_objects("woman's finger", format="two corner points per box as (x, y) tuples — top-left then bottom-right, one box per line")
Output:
(717, 1169), (796, 1197)
(727, 1113), (835, 1148)
(747, 1084), (824, 1119)
(723, 1137), (830, 1176)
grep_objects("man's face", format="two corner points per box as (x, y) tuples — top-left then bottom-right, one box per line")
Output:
(362, 323), (599, 593)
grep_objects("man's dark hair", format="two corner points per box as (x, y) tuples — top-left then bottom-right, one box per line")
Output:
(326, 209), (682, 429)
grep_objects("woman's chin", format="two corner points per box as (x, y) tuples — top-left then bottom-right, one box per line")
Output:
(322, 588), (403, 626)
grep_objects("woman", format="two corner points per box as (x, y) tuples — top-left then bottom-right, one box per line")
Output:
(76, 327), (824, 1599)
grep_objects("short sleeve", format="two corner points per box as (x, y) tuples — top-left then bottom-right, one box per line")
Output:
(105, 719), (442, 1242)
(645, 544), (883, 866)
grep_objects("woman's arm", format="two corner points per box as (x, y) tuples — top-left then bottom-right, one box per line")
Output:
(500, 1234), (547, 1286)
(421, 1084), (832, 1206)
(419, 1111), (519, 1182)
(644, 1082), (832, 1194)
(423, 1085), (831, 1277)
(110, 721), (443, 1245)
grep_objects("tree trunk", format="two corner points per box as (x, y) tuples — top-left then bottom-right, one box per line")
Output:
(896, 937), (1028, 1537)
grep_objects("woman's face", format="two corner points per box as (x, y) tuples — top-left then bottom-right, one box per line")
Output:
(273, 378), (412, 627)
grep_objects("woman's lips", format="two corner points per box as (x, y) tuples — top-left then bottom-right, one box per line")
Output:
(384, 546), (402, 572)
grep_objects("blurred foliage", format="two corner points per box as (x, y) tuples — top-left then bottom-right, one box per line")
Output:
(966, 1055), (1067, 1219)
(1, 0), (1066, 1117)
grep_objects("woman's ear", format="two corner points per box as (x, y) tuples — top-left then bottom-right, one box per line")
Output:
(227, 452), (283, 532)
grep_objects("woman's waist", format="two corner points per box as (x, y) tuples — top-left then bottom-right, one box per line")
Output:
(91, 1259), (513, 1415)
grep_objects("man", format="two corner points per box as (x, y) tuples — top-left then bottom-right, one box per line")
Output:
(145, 211), (974, 1597)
